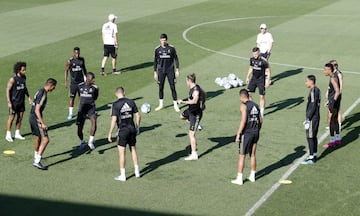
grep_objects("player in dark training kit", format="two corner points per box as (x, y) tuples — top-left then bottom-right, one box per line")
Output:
(323, 63), (341, 148)
(153, 33), (180, 112)
(5, 61), (32, 142)
(64, 47), (87, 120)
(29, 78), (57, 170)
(245, 47), (271, 118)
(232, 89), (262, 185)
(107, 87), (141, 182)
(301, 75), (321, 165)
(178, 73), (206, 161)
(76, 72), (99, 150)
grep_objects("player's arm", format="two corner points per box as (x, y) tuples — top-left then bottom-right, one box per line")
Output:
(179, 89), (199, 105)
(25, 86), (32, 104)
(265, 65), (271, 88)
(246, 66), (253, 84)
(153, 49), (158, 81)
(64, 59), (70, 88)
(6, 77), (14, 108)
(93, 87), (99, 101)
(135, 111), (141, 129)
(338, 72), (343, 93)
(107, 115), (117, 142)
(83, 58), (87, 75)
(331, 77), (340, 101)
(306, 88), (319, 121)
(235, 103), (247, 143)
(114, 25), (118, 48)
(173, 47), (180, 77)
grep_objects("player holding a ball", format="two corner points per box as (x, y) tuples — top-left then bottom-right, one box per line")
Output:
(301, 75), (320, 165)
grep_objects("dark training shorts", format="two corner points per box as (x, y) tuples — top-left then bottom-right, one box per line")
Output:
(103, 44), (117, 58)
(29, 115), (48, 137)
(117, 126), (137, 147)
(76, 104), (97, 126)
(182, 109), (202, 132)
(239, 132), (259, 155)
(247, 78), (265, 95)
(69, 83), (80, 98)
(9, 102), (25, 115)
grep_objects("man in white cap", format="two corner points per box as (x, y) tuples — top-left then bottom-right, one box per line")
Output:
(100, 13), (119, 75)
(256, 23), (274, 60)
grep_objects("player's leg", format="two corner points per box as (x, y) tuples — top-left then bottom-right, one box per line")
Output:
(110, 46), (118, 74)
(184, 114), (199, 160)
(246, 80), (256, 102)
(180, 109), (190, 123)
(155, 72), (166, 111)
(232, 134), (248, 185)
(67, 84), (76, 120)
(167, 71), (180, 112)
(88, 113), (97, 150)
(129, 130), (140, 177)
(33, 127), (49, 170)
(76, 111), (86, 149)
(338, 108), (342, 131)
(14, 111), (25, 140)
(249, 141), (257, 182)
(258, 82), (266, 117)
(302, 123), (316, 165)
(114, 128), (129, 181)
(100, 45), (110, 75)
(5, 109), (15, 142)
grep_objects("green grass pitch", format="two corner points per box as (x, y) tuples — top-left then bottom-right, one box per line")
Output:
(0, 0), (359, 215)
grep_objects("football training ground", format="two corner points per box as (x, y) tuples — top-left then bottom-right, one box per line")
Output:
(0, 0), (359, 215)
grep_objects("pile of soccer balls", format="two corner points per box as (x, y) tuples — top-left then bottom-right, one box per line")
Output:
(215, 73), (244, 89)
(141, 103), (151, 113)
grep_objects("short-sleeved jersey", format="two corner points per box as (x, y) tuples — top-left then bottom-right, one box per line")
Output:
(10, 75), (29, 105)
(102, 22), (118, 45)
(306, 86), (321, 120)
(153, 44), (179, 73)
(111, 98), (138, 128)
(30, 88), (47, 118)
(243, 101), (261, 133)
(188, 84), (204, 115)
(250, 56), (269, 79)
(78, 83), (98, 106)
(69, 57), (87, 84)
(328, 73), (340, 101)
(256, 32), (274, 53)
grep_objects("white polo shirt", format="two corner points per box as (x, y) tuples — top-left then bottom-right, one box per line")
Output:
(256, 32), (273, 54)
(102, 21), (118, 45)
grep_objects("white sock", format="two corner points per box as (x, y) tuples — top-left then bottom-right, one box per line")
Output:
(237, 172), (243, 180)
(250, 170), (256, 179)
(34, 151), (38, 159)
(34, 154), (41, 163)
(330, 136), (335, 142)
(159, 99), (163, 107)
(335, 134), (341, 141)
(69, 107), (73, 115)
(173, 101), (178, 106)
(15, 129), (21, 136)
(260, 108), (264, 117)
(313, 152), (317, 157)
(89, 136), (94, 143)
(120, 168), (125, 176)
(192, 151), (198, 156)
(6, 131), (11, 137)
(134, 164), (139, 171)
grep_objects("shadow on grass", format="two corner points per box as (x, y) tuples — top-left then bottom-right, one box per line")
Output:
(0, 194), (190, 216)
(199, 135), (235, 159)
(318, 112), (360, 161)
(265, 96), (304, 116)
(256, 146), (306, 180)
(120, 61), (153, 73)
(271, 68), (303, 84)
(140, 145), (191, 177)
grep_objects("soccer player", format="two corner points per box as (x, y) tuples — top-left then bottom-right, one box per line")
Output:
(77, 72), (99, 150)
(107, 87), (141, 181)
(153, 33), (181, 112)
(29, 78), (57, 170)
(323, 63), (341, 148)
(301, 75), (320, 165)
(245, 47), (271, 117)
(329, 60), (343, 131)
(100, 13), (119, 75)
(232, 89), (262, 185)
(256, 23), (274, 60)
(5, 61), (32, 142)
(177, 73), (206, 161)
(64, 47), (87, 120)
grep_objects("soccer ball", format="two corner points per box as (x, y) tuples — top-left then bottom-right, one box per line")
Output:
(141, 103), (151, 113)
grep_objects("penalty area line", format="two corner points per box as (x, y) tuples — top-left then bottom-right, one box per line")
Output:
(245, 97), (360, 216)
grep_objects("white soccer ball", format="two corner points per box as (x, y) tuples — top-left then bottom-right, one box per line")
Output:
(215, 77), (222, 86)
(224, 82), (232, 89)
(228, 73), (237, 80)
(141, 103), (151, 113)
(228, 79), (239, 88)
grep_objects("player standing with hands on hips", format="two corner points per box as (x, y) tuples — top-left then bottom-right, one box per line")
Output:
(108, 87), (141, 181)
(301, 75), (320, 165)
(245, 47), (271, 118)
(153, 33), (180, 112)
(232, 89), (262, 185)
(100, 13), (119, 75)
(5, 61), (32, 142)
(64, 47), (87, 120)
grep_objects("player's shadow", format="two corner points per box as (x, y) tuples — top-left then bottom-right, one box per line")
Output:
(256, 146), (306, 180)
(317, 112), (360, 161)
(206, 89), (225, 101)
(139, 145), (191, 177)
(271, 68), (303, 84)
(265, 96), (304, 116)
(120, 62), (153, 73)
(199, 135), (235, 159)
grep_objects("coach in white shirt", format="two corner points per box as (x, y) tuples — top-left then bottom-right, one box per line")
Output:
(100, 13), (119, 75)
(256, 23), (273, 60)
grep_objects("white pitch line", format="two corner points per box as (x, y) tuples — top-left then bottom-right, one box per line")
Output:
(245, 97), (360, 216)
(182, 16), (360, 75)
